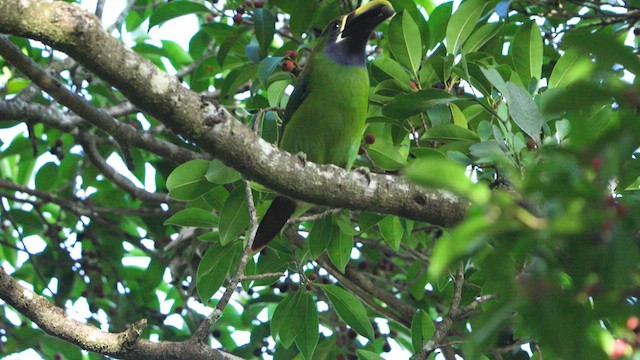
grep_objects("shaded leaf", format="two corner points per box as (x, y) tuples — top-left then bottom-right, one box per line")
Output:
(321, 285), (375, 340)
(219, 186), (250, 245)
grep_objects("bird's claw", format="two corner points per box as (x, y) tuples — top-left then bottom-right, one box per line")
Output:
(354, 166), (372, 184)
(295, 152), (307, 165)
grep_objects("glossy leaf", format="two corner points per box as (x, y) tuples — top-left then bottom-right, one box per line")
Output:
(164, 208), (218, 228)
(548, 49), (594, 89)
(428, 2), (453, 48)
(149, 1), (210, 29)
(405, 158), (490, 204)
(295, 291), (319, 360)
(379, 215), (403, 249)
(308, 215), (338, 258)
(166, 160), (213, 201)
(321, 285), (375, 340)
(511, 21), (543, 88)
(206, 159), (242, 185)
(388, 11), (422, 74)
(445, 0), (485, 55)
(196, 242), (241, 300)
(505, 82), (544, 143)
(328, 229), (353, 272)
(411, 310), (435, 352)
(218, 186), (250, 245)
(254, 8), (276, 54)
(383, 89), (458, 119)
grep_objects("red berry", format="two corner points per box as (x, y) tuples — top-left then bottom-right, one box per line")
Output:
(627, 316), (639, 331)
(233, 13), (243, 25)
(308, 273), (318, 281)
(358, 147), (365, 155)
(409, 80), (418, 91)
(284, 50), (298, 59)
(236, 6), (245, 14)
(254, 0), (264, 8)
(591, 156), (603, 172)
(611, 339), (629, 359)
(206, 14), (214, 22)
(364, 133), (376, 144)
(281, 59), (295, 72)
(369, 32), (377, 40)
(526, 138), (537, 151)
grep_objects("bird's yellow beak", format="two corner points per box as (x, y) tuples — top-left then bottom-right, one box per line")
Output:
(339, 0), (395, 36)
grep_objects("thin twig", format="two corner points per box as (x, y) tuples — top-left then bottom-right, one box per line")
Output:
(190, 180), (259, 342)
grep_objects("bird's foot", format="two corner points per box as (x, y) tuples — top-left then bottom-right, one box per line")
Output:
(354, 166), (372, 184)
(295, 152), (308, 165)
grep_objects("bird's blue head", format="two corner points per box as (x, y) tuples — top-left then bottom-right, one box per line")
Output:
(323, 0), (395, 66)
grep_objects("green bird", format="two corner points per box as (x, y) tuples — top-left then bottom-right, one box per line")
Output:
(253, 0), (395, 251)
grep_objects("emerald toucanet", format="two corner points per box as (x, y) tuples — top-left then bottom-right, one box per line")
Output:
(252, 0), (395, 251)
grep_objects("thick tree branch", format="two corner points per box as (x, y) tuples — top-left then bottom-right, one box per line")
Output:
(0, 0), (468, 227)
(0, 266), (241, 360)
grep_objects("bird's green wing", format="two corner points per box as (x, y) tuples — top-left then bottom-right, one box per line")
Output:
(280, 68), (310, 132)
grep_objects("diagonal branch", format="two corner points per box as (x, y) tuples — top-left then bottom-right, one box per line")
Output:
(0, 266), (241, 360)
(0, 0), (468, 228)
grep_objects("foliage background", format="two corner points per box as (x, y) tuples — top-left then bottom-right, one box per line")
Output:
(1, 0), (640, 359)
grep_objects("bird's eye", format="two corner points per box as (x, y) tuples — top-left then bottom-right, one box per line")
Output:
(333, 22), (340, 29)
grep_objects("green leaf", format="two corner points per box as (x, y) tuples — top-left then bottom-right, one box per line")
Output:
(196, 242), (241, 300)
(548, 49), (594, 89)
(161, 40), (193, 68)
(327, 229), (353, 273)
(295, 291), (319, 360)
(429, 214), (505, 278)
(272, 0), (319, 37)
(411, 310), (435, 352)
(205, 159), (242, 185)
(428, 2), (453, 49)
(220, 64), (258, 100)
(423, 123), (480, 142)
(218, 186), (250, 245)
(450, 103), (467, 128)
(366, 138), (408, 171)
(271, 291), (299, 346)
(511, 21), (543, 88)
(257, 56), (284, 87)
(371, 57), (413, 88)
(35, 162), (58, 192)
(379, 215), (403, 249)
(308, 215), (338, 258)
(383, 89), (458, 119)
(479, 66), (507, 95)
(334, 211), (359, 236)
(254, 8), (276, 54)
(272, 290), (317, 352)
(321, 285), (375, 340)
(445, 0), (485, 55)
(149, 1), (210, 29)
(267, 80), (291, 108)
(388, 11), (422, 74)
(166, 160), (213, 201)
(357, 350), (385, 360)
(405, 158), (490, 204)
(406, 261), (429, 300)
(462, 22), (503, 54)
(164, 208), (218, 228)
(505, 82), (544, 143)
